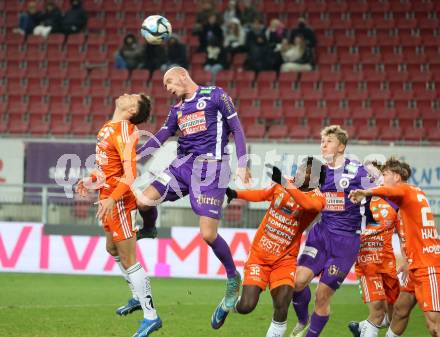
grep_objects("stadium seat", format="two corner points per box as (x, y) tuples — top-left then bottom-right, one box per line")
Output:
(70, 101), (91, 116)
(267, 125), (288, 139)
(357, 124), (380, 141)
(260, 104), (283, 121)
(288, 125), (311, 140)
(8, 114), (29, 134)
(403, 125), (425, 142)
(237, 87), (258, 100)
(71, 118), (93, 136)
(380, 125), (403, 142)
(49, 100), (70, 116)
(237, 105), (260, 126)
(29, 114), (50, 135)
(426, 126), (440, 142)
(245, 123), (265, 139)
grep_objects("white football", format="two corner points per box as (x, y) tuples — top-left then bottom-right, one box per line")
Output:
(141, 15), (172, 45)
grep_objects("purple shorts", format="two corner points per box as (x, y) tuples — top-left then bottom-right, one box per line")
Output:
(151, 156), (231, 219)
(298, 222), (360, 290)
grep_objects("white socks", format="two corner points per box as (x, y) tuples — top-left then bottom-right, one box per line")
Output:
(127, 262), (157, 320)
(360, 320), (379, 337)
(385, 328), (401, 337)
(114, 256), (138, 300)
(266, 320), (287, 337)
(380, 314), (390, 328)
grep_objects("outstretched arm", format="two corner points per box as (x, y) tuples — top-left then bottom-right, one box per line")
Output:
(236, 185), (275, 202)
(349, 185), (405, 205)
(217, 89), (251, 183)
(285, 187), (325, 212)
(136, 108), (178, 158)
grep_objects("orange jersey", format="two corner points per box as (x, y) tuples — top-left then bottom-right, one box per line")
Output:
(95, 120), (138, 205)
(237, 184), (325, 264)
(372, 183), (440, 270)
(356, 197), (399, 275)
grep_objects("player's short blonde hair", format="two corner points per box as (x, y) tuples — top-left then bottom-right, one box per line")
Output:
(320, 125), (348, 145)
(382, 157), (412, 181)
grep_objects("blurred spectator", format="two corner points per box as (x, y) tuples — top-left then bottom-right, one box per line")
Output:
(115, 34), (145, 70)
(204, 37), (228, 81)
(238, 0), (261, 28)
(245, 34), (274, 72)
(14, 1), (42, 36)
(144, 43), (166, 72)
(33, 1), (63, 38)
(223, 18), (246, 63)
(199, 14), (224, 52)
(223, 0), (241, 25)
(161, 35), (188, 71)
(245, 18), (266, 50)
(290, 17), (317, 48)
(192, 0), (218, 38)
(61, 0), (87, 35)
(280, 36), (314, 72)
(266, 18), (288, 50)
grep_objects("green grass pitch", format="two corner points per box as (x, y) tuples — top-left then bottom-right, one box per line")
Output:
(0, 273), (426, 337)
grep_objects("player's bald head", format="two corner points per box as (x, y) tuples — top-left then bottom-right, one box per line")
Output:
(163, 66), (189, 81)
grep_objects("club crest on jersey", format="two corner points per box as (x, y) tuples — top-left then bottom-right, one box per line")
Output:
(274, 193), (284, 208)
(196, 99), (207, 110)
(380, 209), (389, 218)
(339, 177), (350, 189)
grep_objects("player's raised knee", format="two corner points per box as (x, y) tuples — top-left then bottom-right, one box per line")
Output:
(200, 227), (217, 244)
(237, 297), (258, 314)
(106, 243), (118, 257)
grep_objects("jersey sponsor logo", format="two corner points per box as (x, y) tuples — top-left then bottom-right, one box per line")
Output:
(200, 87), (215, 94)
(323, 192), (345, 211)
(302, 246), (318, 258)
(339, 177), (350, 189)
(258, 235), (282, 255)
(346, 163), (359, 175)
(178, 111), (207, 136)
(268, 208), (298, 227)
(357, 253), (380, 264)
(274, 193), (284, 208)
(220, 93), (235, 115)
(196, 195), (222, 206)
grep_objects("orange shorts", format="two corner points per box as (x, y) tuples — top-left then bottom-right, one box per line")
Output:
(358, 272), (400, 304)
(101, 199), (138, 242)
(243, 254), (296, 291)
(402, 267), (440, 312)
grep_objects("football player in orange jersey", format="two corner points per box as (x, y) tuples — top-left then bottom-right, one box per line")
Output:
(350, 157), (440, 337)
(348, 161), (401, 337)
(211, 157), (327, 337)
(75, 93), (162, 337)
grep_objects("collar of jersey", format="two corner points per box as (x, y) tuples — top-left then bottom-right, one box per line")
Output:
(184, 87), (200, 102)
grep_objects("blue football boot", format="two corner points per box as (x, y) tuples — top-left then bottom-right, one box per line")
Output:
(211, 298), (229, 330)
(115, 298), (142, 316)
(132, 316), (162, 337)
